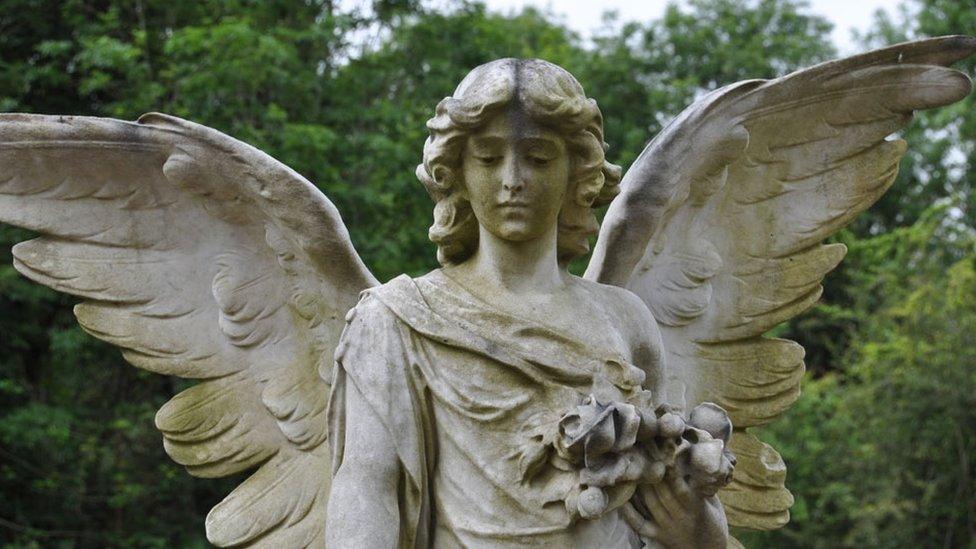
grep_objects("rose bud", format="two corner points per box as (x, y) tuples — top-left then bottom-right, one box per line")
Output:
(657, 412), (685, 439)
(578, 486), (609, 519)
(637, 409), (658, 441)
(689, 402), (732, 444)
(641, 460), (667, 485)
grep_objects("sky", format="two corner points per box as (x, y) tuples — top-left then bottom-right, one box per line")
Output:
(480, 0), (906, 53)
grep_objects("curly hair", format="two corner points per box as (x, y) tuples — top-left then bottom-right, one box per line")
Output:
(416, 58), (621, 266)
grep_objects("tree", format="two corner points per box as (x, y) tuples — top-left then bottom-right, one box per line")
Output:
(853, 0), (976, 233)
(742, 2), (976, 545)
(0, 1), (385, 545)
(742, 207), (976, 547)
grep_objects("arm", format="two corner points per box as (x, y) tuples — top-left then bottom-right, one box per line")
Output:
(326, 379), (401, 548)
(618, 290), (730, 547)
(616, 288), (666, 402)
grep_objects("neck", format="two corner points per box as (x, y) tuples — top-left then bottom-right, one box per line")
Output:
(464, 224), (565, 294)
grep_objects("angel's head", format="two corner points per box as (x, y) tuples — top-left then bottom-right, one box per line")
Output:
(417, 58), (621, 266)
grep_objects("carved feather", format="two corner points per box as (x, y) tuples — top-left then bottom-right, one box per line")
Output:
(0, 113), (378, 545)
(587, 35), (976, 531)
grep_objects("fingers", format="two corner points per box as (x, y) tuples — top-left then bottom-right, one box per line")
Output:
(619, 502), (660, 539)
(663, 469), (696, 507)
(643, 484), (675, 525)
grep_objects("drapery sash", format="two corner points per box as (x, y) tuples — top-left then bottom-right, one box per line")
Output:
(372, 271), (645, 394)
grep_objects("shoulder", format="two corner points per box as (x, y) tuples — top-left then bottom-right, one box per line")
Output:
(573, 276), (653, 325)
(335, 288), (414, 384)
(340, 282), (410, 349)
(347, 273), (419, 322)
(346, 289), (394, 326)
(340, 270), (445, 347)
(572, 276), (659, 348)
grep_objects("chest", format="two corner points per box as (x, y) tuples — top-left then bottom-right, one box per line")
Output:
(490, 292), (633, 363)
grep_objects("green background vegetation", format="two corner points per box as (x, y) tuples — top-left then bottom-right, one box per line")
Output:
(1, 0), (974, 546)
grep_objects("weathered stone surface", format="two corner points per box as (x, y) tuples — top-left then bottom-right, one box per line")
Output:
(0, 36), (973, 548)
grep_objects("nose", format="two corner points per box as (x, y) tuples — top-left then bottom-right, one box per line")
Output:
(501, 157), (523, 192)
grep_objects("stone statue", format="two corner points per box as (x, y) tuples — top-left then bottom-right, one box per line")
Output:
(0, 36), (973, 548)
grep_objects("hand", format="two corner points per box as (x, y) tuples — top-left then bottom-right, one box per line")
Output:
(638, 469), (728, 549)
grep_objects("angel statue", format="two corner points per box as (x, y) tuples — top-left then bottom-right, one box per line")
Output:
(1, 35), (974, 548)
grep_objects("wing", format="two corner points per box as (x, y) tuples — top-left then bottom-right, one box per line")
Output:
(585, 36), (976, 530)
(0, 113), (379, 546)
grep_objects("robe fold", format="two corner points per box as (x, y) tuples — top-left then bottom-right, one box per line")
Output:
(329, 270), (648, 548)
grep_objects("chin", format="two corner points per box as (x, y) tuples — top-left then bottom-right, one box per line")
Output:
(489, 221), (544, 242)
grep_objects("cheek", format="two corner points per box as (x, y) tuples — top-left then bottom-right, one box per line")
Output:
(530, 161), (571, 204)
(460, 164), (494, 203)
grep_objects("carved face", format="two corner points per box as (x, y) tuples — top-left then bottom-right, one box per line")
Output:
(460, 108), (571, 242)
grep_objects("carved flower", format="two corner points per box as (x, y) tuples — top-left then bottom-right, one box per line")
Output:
(676, 402), (736, 497)
(556, 395), (641, 466)
(556, 395), (662, 519)
(677, 428), (736, 497)
(553, 397), (736, 520)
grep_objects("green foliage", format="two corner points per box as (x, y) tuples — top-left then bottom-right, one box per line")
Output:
(575, 0), (835, 169)
(0, 0), (973, 546)
(743, 210), (976, 547)
(854, 0), (976, 233)
(782, 0), (976, 378)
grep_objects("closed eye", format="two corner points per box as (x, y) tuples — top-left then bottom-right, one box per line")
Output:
(528, 156), (550, 166)
(476, 156), (501, 165)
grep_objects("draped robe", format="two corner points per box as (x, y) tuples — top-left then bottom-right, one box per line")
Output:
(328, 270), (652, 548)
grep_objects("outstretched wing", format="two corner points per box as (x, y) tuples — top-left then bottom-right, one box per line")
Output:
(586, 36), (976, 530)
(0, 113), (378, 546)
